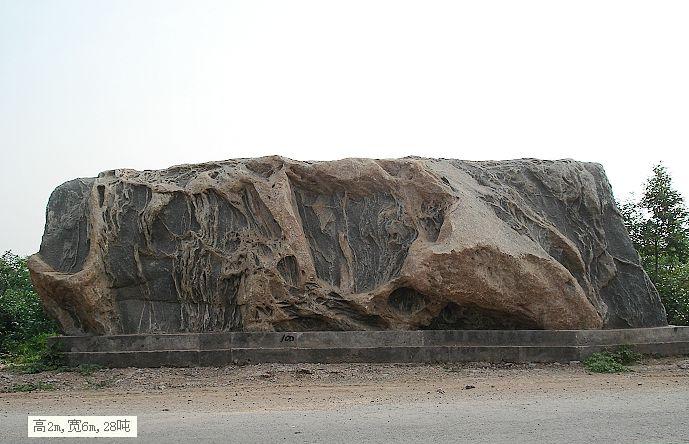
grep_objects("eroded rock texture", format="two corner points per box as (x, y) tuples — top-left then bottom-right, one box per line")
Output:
(28, 157), (667, 335)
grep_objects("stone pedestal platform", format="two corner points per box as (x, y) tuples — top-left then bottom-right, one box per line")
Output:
(49, 326), (689, 367)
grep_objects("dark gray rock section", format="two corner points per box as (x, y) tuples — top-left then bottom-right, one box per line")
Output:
(99, 182), (282, 333)
(39, 178), (94, 273)
(460, 159), (667, 328)
(293, 186), (417, 292)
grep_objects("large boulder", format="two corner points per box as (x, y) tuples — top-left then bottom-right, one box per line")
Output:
(28, 156), (667, 335)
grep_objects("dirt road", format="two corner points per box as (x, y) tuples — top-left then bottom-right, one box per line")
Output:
(2, 359), (689, 443)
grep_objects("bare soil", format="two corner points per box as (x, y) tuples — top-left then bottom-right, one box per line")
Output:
(3, 358), (689, 443)
(2, 357), (689, 411)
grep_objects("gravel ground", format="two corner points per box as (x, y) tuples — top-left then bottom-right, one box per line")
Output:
(1, 357), (689, 395)
(2, 358), (689, 443)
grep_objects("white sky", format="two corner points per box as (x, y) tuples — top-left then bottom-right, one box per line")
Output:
(1, 1), (688, 256)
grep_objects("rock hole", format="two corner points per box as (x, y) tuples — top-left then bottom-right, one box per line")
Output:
(387, 287), (426, 314)
(420, 207), (444, 242)
(425, 302), (541, 330)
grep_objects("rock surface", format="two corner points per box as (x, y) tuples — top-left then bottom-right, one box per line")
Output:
(28, 156), (667, 335)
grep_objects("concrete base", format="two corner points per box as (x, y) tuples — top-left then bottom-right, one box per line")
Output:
(49, 326), (689, 368)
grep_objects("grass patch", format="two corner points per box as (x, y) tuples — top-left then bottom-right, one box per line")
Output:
(584, 345), (643, 373)
(2, 382), (56, 393)
(76, 364), (103, 376)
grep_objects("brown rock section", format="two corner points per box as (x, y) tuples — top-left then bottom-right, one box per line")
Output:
(28, 156), (667, 335)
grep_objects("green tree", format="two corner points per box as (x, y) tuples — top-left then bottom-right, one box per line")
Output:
(619, 196), (646, 252)
(640, 164), (689, 278)
(621, 163), (689, 325)
(0, 251), (57, 354)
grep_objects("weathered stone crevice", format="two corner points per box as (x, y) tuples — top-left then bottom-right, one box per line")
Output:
(276, 255), (299, 286)
(419, 203), (445, 242)
(291, 182), (418, 293)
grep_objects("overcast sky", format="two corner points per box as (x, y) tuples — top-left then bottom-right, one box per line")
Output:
(1, 1), (688, 256)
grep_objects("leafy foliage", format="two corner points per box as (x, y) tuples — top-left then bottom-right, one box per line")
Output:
(583, 346), (642, 373)
(0, 252), (104, 374)
(621, 163), (689, 325)
(653, 263), (689, 326)
(613, 345), (643, 365)
(584, 352), (628, 373)
(4, 332), (67, 373)
(640, 165), (689, 274)
(0, 251), (58, 363)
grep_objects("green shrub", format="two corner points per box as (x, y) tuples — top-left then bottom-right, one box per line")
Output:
(653, 263), (689, 326)
(584, 346), (643, 373)
(584, 352), (628, 373)
(614, 345), (643, 365)
(0, 251), (61, 372)
(0, 251), (58, 356)
(3, 332), (67, 373)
